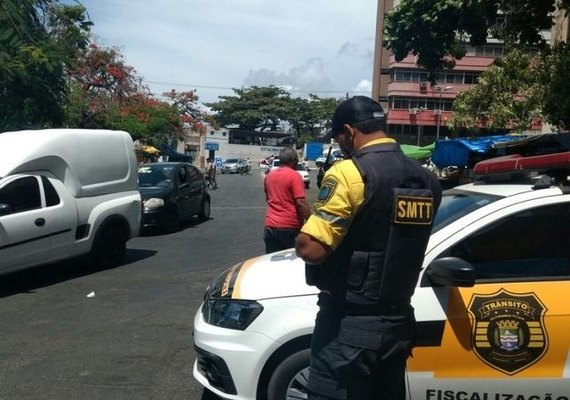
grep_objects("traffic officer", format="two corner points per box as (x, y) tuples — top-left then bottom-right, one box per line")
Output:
(295, 96), (442, 400)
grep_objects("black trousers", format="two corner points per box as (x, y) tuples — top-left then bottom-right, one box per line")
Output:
(307, 306), (415, 400)
(263, 226), (299, 253)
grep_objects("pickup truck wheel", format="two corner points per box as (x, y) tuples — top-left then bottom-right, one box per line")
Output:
(198, 198), (210, 222)
(267, 349), (310, 400)
(93, 226), (126, 268)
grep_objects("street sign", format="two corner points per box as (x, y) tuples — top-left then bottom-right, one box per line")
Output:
(205, 142), (219, 151)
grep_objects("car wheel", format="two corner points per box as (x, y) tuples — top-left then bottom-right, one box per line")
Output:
(305, 182), (309, 189)
(91, 226), (126, 268)
(267, 349), (310, 400)
(164, 211), (180, 233)
(198, 197), (211, 222)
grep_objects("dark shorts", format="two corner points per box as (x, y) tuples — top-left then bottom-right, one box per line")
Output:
(263, 226), (299, 253)
(307, 308), (416, 400)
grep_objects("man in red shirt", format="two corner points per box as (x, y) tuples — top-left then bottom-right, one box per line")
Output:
(264, 147), (311, 253)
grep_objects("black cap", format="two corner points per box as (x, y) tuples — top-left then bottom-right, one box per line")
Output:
(327, 96), (386, 139)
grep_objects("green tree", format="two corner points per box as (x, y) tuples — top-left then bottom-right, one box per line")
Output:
(384, 0), (564, 79)
(113, 95), (182, 145)
(64, 43), (182, 143)
(288, 94), (342, 139)
(542, 43), (570, 130)
(162, 89), (204, 133)
(206, 86), (292, 131)
(0, 0), (91, 131)
(448, 50), (546, 132)
(64, 43), (142, 128)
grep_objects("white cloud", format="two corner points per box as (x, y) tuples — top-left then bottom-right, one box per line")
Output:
(78, 0), (378, 104)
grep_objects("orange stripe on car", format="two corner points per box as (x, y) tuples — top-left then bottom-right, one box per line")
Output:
(232, 256), (260, 299)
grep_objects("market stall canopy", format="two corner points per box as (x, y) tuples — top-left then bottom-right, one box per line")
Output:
(431, 135), (527, 169)
(400, 143), (435, 160)
(136, 145), (160, 155)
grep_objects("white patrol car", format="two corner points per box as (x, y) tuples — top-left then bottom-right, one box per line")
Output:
(193, 153), (570, 400)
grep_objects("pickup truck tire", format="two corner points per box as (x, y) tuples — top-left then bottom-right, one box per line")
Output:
(198, 198), (211, 222)
(267, 349), (310, 400)
(92, 226), (126, 268)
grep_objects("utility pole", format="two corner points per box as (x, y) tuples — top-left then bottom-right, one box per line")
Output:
(435, 86), (453, 140)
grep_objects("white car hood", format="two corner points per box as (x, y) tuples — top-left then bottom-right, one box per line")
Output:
(206, 249), (318, 301)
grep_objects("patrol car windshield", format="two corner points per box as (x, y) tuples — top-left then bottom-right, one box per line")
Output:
(432, 189), (502, 233)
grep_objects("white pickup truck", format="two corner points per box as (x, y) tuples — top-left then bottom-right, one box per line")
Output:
(0, 129), (142, 274)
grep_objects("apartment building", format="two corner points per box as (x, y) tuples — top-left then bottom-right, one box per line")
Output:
(371, 1), (566, 144)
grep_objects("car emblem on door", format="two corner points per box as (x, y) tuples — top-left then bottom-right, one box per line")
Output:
(467, 288), (548, 375)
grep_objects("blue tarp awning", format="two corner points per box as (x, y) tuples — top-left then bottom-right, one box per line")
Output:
(160, 145), (192, 162)
(431, 135), (528, 169)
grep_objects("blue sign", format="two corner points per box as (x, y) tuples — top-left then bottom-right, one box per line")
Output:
(215, 157), (223, 167)
(205, 142), (219, 151)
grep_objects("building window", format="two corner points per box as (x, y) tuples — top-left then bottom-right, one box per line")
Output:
(210, 131), (214, 135)
(475, 44), (504, 57)
(222, 132), (227, 137)
(388, 124), (416, 135)
(464, 73), (479, 84)
(393, 69), (428, 82)
(390, 97), (455, 111)
(393, 69), (480, 85)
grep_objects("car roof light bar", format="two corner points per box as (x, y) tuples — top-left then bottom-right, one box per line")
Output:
(473, 151), (570, 176)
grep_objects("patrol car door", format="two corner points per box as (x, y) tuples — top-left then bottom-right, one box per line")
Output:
(407, 200), (570, 399)
(0, 175), (52, 272)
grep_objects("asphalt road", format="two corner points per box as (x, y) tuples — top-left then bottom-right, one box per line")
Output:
(0, 167), (319, 400)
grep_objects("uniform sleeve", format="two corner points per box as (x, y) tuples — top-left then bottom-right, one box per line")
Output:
(300, 160), (364, 250)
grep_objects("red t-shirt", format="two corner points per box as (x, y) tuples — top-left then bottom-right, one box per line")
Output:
(264, 166), (306, 228)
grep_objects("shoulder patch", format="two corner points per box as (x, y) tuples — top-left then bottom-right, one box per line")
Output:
(394, 195), (434, 225)
(315, 179), (338, 207)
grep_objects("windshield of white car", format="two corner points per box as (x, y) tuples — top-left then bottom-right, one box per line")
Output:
(431, 189), (503, 233)
(295, 163), (306, 171)
(225, 159), (238, 163)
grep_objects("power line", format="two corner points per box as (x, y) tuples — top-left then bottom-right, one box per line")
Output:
(146, 80), (370, 95)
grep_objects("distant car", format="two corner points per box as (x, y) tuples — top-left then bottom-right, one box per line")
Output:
(264, 159), (280, 175)
(295, 162), (310, 189)
(221, 158), (246, 174)
(266, 160), (310, 189)
(315, 148), (343, 167)
(138, 162), (210, 232)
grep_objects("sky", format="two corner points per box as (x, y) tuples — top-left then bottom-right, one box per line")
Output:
(75, 0), (379, 107)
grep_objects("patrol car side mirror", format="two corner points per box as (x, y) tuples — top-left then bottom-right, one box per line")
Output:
(425, 257), (475, 287)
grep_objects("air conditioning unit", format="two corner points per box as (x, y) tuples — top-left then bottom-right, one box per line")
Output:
(409, 108), (417, 115)
(434, 109), (442, 115)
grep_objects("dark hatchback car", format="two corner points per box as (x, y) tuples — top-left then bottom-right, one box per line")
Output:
(138, 162), (210, 232)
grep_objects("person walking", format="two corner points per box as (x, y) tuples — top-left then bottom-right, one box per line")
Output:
(205, 158), (217, 189)
(264, 147), (311, 253)
(295, 96), (442, 400)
